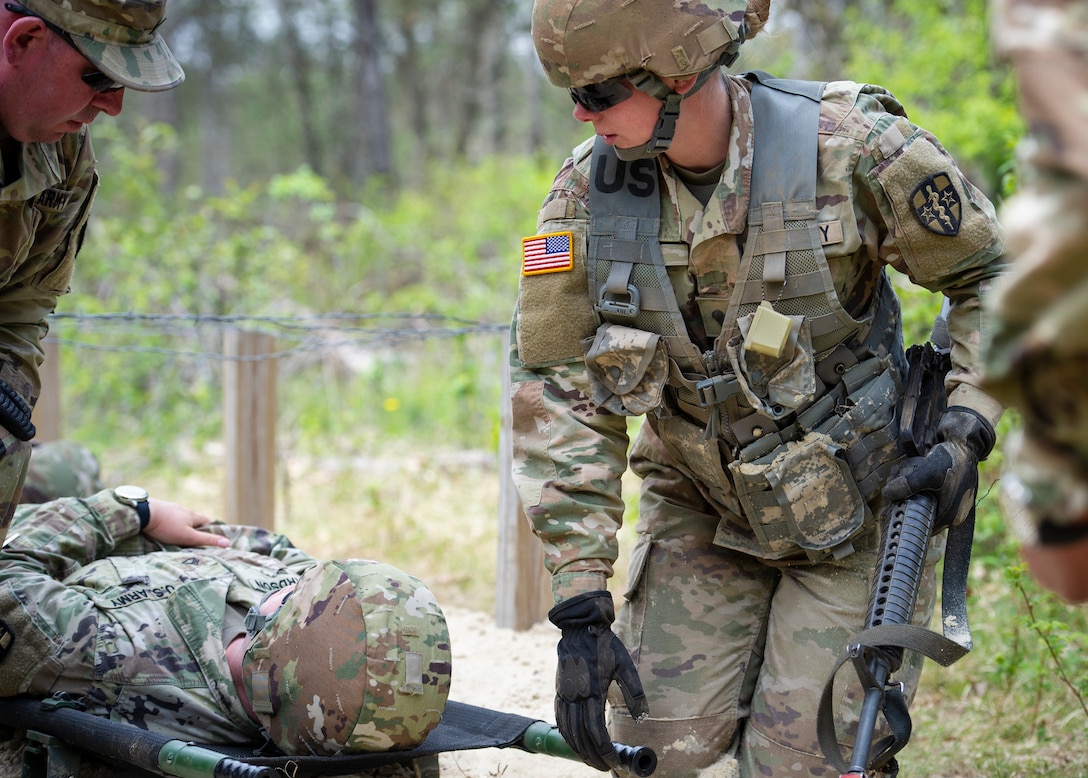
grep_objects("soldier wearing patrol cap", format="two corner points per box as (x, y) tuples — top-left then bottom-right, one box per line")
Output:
(511, 0), (1006, 774)
(0, 0), (183, 545)
(0, 492), (453, 755)
(983, 0), (1088, 603)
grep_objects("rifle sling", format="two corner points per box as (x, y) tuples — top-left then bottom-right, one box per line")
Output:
(816, 512), (975, 774)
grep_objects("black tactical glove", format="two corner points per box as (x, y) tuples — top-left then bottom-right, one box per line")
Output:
(883, 406), (997, 532)
(549, 590), (649, 771)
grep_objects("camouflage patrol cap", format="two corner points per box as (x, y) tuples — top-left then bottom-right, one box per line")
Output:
(242, 559), (453, 756)
(532, 0), (749, 88)
(19, 0), (183, 91)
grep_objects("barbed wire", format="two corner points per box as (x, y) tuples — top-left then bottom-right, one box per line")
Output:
(45, 311), (510, 361)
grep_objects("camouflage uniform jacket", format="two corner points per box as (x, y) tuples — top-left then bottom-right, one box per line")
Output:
(511, 74), (1006, 602)
(0, 491), (315, 744)
(0, 126), (98, 405)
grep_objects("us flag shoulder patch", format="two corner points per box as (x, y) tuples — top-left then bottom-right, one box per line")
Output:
(521, 231), (574, 276)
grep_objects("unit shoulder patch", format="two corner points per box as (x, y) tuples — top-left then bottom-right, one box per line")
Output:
(910, 173), (961, 236)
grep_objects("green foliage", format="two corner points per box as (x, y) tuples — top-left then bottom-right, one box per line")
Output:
(839, 0), (1024, 198)
(61, 123), (552, 465)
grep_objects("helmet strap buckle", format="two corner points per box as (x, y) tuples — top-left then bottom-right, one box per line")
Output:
(616, 91), (683, 160)
(720, 20), (749, 67)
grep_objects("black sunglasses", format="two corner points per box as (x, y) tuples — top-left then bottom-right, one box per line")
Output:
(569, 73), (634, 113)
(5, 2), (123, 92)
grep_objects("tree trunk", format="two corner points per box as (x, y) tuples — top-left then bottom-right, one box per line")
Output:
(276, 0), (325, 176)
(351, 0), (392, 184)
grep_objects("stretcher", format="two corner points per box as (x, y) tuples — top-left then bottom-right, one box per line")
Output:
(0, 696), (656, 778)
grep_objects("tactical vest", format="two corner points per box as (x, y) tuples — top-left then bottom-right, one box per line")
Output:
(582, 72), (908, 561)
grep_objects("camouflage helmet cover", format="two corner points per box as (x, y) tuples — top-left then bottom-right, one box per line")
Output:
(242, 559), (453, 756)
(18, 0), (184, 91)
(532, 0), (750, 89)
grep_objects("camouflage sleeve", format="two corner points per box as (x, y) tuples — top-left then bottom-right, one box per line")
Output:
(981, 0), (1088, 534)
(510, 157), (632, 603)
(509, 337), (631, 603)
(0, 491), (140, 694)
(852, 87), (1007, 427)
(7, 485), (316, 572)
(194, 523), (315, 574)
(3, 490), (141, 577)
(0, 129), (98, 405)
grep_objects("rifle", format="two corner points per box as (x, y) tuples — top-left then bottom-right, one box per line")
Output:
(817, 341), (975, 777)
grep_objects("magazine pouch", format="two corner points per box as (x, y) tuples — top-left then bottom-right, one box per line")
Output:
(583, 323), (669, 416)
(727, 432), (866, 562)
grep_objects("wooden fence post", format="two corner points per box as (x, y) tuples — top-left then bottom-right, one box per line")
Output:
(223, 330), (277, 529)
(31, 338), (62, 443)
(495, 353), (551, 630)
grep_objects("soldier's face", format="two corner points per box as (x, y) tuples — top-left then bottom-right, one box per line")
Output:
(1, 17), (126, 143)
(572, 77), (664, 153)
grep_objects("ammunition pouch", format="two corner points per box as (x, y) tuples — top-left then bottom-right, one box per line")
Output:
(583, 323), (669, 416)
(721, 359), (902, 561)
(724, 310), (816, 421)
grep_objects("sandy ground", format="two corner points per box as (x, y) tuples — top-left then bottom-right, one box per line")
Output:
(437, 606), (602, 778)
(0, 606), (603, 778)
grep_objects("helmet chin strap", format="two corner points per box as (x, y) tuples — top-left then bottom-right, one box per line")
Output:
(615, 89), (683, 161)
(615, 25), (747, 161)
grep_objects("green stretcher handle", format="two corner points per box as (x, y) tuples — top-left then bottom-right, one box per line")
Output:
(520, 721), (657, 776)
(0, 696), (275, 778)
(158, 740), (277, 778)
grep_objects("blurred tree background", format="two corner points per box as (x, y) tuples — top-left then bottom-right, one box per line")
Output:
(66, 0), (1021, 464)
(106, 0), (1019, 196)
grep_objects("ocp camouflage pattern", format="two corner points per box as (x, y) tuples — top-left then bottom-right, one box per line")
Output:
(244, 559), (452, 756)
(512, 74), (1005, 600)
(983, 0), (1088, 534)
(511, 70), (1004, 774)
(0, 491), (339, 746)
(0, 117), (98, 547)
(19, 440), (105, 504)
(25, 0), (167, 44)
(532, 0), (749, 86)
(0, 127), (97, 408)
(21, 0), (184, 90)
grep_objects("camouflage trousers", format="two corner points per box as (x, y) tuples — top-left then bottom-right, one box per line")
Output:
(608, 432), (940, 777)
(0, 428), (31, 546)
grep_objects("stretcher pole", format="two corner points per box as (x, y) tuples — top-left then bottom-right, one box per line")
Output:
(520, 720), (657, 776)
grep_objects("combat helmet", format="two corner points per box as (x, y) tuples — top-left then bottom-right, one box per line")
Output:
(532, 0), (750, 158)
(242, 559), (453, 756)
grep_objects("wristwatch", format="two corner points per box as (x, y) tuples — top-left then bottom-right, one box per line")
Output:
(114, 485), (151, 531)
